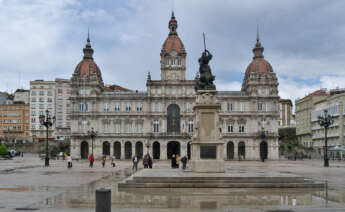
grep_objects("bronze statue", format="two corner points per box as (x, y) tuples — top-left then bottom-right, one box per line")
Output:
(195, 48), (216, 91)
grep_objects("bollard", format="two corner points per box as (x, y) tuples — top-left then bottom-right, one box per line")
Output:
(96, 188), (111, 212)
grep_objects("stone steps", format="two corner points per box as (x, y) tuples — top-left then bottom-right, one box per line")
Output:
(119, 176), (324, 189)
(119, 182), (324, 189)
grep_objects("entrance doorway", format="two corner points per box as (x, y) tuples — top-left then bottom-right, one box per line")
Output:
(260, 141), (268, 161)
(152, 141), (160, 159)
(187, 142), (191, 159)
(167, 104), (180, 133)
(102, 141), (110, 156)
(80, 141), (89, 159)
(125, 142), (132, 159)
(113, 141), (121, 159)
(227, 141), (234, 160)
(135, 141), (143, 159)
(238, 141), (246, 160)
(167, 141), (180, 159)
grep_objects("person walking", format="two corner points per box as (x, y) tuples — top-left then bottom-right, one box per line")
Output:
(110, 156), (116, 167)
(132, 155), (139, 171)
(181, 155), (187, 170)
(89, 154), (94, 168)
(143, 154), (148, 168)
(67, 154), (72, 168)
(148, 154), (153, 169)
(176, 154), (181, 168)
(102, 155), (106, 168)
(171, 154), (177, 168)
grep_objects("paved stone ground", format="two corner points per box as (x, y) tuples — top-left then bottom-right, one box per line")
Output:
(1, 157), (345, 212)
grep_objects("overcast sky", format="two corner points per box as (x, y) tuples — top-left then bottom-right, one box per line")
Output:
(1, 0), (345, 108)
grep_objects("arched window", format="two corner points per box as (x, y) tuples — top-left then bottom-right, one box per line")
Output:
(167, 104), (180, 133)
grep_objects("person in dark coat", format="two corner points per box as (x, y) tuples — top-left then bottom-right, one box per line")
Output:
(171, 154), (177, 168)
(148, 154), (153, 169)
(181, 155), (187, 170)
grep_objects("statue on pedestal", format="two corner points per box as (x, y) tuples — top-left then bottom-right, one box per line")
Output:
(195, 33), (216, 91)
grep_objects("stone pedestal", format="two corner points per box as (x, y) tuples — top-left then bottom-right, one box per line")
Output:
(191, 90), (224, 173)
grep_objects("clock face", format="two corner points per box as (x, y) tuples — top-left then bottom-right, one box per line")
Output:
(170, 50), (177, 56)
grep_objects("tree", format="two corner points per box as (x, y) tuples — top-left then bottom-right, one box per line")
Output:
(0, 144), (8, 156)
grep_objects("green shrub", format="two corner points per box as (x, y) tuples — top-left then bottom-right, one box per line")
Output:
(0, 144), (8, 156)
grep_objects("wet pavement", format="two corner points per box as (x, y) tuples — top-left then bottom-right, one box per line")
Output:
(1, 158), (345, 212)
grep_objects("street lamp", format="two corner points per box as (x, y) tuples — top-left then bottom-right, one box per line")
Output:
(39, 110), (55, 167)
(317, 109), (334, 167)
(87, 127), (97, 155)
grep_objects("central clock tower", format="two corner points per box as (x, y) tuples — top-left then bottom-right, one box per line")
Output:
(160, 12), (186, 81)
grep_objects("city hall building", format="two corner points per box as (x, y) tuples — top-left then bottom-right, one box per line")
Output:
(70, 13), (280, 160)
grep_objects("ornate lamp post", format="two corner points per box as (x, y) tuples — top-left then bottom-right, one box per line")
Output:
(39, 110), (55, 167)
(317, 109), (334, 167)
(87, 127), (97, 155)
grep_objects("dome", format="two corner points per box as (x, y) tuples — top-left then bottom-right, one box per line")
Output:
(245, 58), (273, 75)
(245, 34), (273, 75)
(161, 11), (185, 55)
(162, 35), (185, 54)
(73, 35), (102, 78)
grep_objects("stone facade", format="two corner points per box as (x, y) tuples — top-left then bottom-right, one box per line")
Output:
(70, 13), (280, 160)
(295, 89), (328, 147)
(279, 99), (294, 128)
(310, 89), (345, 157)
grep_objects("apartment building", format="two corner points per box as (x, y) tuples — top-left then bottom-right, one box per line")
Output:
(55, 78), (71, 141)
(295, 89), (328, 147)
(279, 99), (294, 127)
(0, 103), (30, 143)
(310, 89), (345, 156)
(29, 80), (56, 142)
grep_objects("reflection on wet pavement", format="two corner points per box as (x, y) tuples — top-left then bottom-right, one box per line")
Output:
(33, 168), (345, 211)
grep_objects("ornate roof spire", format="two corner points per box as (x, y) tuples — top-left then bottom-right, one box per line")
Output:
(147, 72), (151, 81)
(168, 11), (178, 35)
(83, 29), (94, 59)
(253, 25), (264, 59)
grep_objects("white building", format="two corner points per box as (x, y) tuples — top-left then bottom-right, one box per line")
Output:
(70, 13), (280, 160)
(29, 80), (56, 142)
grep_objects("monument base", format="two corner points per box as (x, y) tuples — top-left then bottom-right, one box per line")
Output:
(191, 159), (225, 173)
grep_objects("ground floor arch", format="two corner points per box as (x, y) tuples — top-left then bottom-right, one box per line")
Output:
(152, 141), (160, 159)
(260, 141), (268, 161)
(113, 141), (121, 159)
(80, 141), (89, 159)
(167, 141), (180, 159)
(103, 141), (110, 156)
(238, 141), (246, 160)
(135, 141), (143, 158)
(125, 142), (132, 159)
(227, 141), (234, 160)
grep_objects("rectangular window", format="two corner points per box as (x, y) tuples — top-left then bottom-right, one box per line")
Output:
(258, 103), (263, 112)
(31, 98), (36, 102)
(186, 103), (191, 112)
(125, 122), (132, 133)
(104, 102), (109, 112)
(227, 103), (233, 112)
(39, 98), (44, 102)
(79, 103), (84, 112)
(266, 103), (270, 112)
(151, 102), (155, 112)
(240, 103), (245, 112)
(126, 103), (131, 112)
(136, 102), (143, 112)
(31, 91), (36, 96)
(153, 120), (159, 132)
(239, 124), (245, 133)
(39, 104), (44, 109)
(188, 120), (194, 132)
(227, 123), (233, 133)
(47, 98), (52, 102)
(39, 91), (44, 96)
(47, 91), (53, 96)
(58, 89), (63, 94)
(114, 103), (120, 112)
